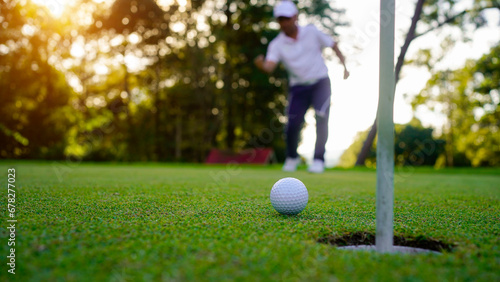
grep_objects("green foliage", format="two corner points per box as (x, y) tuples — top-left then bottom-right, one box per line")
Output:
(412, 43), (500, 167)
(0, 0), (75, 159)
(0, 0), (346, 161)
(338, 130), (371, 168)
(339, 119), (445, 168)
(420, 0), (498, 38)
(1, 161), (499, 280)
(394, 119), (446, 166)
(407, 0), (499, 70)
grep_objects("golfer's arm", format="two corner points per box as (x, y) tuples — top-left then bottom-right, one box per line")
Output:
(264, 61), (278, 74)
(255, 55), (278, 74)
(332, 43), (347, 68)
(260, 60), (278, 74)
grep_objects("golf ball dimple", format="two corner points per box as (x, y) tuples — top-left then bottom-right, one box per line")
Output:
(270, 177), (308, 215)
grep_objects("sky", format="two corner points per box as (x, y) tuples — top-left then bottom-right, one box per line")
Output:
(297, 0), (500, 166)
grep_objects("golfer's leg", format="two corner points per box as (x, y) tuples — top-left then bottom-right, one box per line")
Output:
(312, 78), (332, 161)
(286, 85), (310, 159)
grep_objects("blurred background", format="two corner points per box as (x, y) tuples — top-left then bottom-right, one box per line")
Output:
(0, 0), (498, 167)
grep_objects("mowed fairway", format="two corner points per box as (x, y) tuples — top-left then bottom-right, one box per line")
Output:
(1, 161), (499, 281)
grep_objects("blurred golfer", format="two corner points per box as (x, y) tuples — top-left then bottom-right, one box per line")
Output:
(254, 0), (349, 173)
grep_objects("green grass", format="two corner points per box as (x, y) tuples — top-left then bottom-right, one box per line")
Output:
(0, 161), (499, 281)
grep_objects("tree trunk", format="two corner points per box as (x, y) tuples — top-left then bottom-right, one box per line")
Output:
(123, 63), (135, 161)
(445, 124), (454, 167)
(224, 1), (235, 150)
(355, 0), (425, 166)
(355, 121), (377, 166)
(153, 59), (161, 161)
(175, 114), (182, 161)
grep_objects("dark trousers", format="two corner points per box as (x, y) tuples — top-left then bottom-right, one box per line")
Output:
(286, 77), (331, 161)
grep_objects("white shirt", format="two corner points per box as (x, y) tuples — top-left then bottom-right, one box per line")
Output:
(266, 24), (335, 86)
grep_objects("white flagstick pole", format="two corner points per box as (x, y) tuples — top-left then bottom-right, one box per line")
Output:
(376, 0), (396, 253)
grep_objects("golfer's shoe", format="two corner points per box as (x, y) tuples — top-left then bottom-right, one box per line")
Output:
(308, 159), (325, 174)
(282, 157), (301, 172)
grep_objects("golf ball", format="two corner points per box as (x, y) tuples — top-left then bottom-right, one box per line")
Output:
(270, 177), (308, 215)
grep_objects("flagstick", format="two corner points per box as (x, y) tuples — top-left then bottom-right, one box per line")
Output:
(376, 0), (396, 253)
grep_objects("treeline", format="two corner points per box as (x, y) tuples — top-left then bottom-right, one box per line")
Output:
(340, 43), (500, 168)
(1, 0), (498, 167)
(0, 0), (345, 162)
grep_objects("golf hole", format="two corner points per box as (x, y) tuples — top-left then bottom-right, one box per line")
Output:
(318, 232), (454, 254)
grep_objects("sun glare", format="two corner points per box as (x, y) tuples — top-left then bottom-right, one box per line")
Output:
(31, 0), (110, 18)
(31, 0), (66, 17)
(157, 0), (176, 10)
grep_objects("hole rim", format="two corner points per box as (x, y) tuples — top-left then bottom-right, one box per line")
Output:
(317, 231), (455, 253)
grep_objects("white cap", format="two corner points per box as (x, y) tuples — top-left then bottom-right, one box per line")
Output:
(273, 1), (298, 18)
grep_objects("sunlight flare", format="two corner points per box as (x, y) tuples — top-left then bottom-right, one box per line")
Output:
(32, 0), (66, 17)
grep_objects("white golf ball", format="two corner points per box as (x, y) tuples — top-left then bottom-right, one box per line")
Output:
(270, 177), (308, 215)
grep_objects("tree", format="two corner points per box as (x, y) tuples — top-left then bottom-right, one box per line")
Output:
(412, 43), (500, 167)
(355, 0), (500, 166)
(0, 0), (74, 159)
(85, 0), (347, 161)
(1, 0), (348, 162)
(467, 43), (500, 166)
(339, 118), (444, 167)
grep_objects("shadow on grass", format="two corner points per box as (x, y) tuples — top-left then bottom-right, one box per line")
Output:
(318, 231), (455, 253)
(267, 212), (326, 221)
